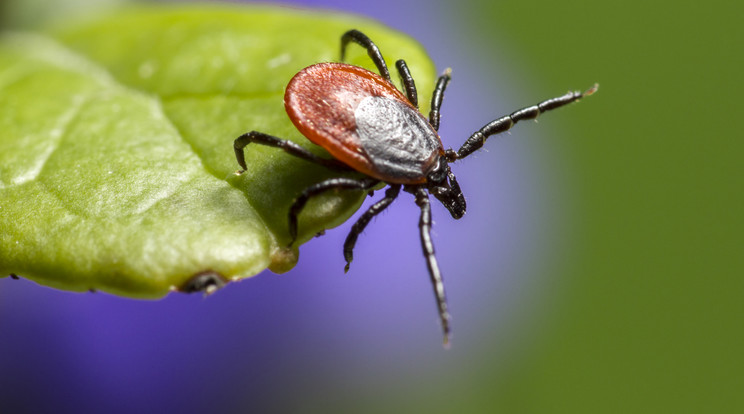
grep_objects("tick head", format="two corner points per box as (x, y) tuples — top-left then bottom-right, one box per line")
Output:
(427, 158), (466, 219)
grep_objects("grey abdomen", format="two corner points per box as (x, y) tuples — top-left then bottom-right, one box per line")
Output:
(355, 96), (441, 182)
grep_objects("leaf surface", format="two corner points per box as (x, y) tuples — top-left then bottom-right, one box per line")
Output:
(0, 5), (435, 297)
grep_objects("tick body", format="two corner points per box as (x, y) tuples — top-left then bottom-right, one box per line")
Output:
(285, 63), (442, 184)
(234, 29), (597, 345)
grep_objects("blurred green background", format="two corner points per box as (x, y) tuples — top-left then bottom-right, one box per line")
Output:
(2, 0), (742, 412)
(461, 1), (743, 412)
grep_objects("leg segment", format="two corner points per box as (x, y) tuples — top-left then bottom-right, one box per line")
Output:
(343, 184), (401, 272)
(288, 177), (379, 246)
(340, 29), (392, 82)
(234, 131), (350, 172)
(414, 188), (451, 346)
(428, 69), (452, 131)
(395, 59), (418, 108)
(456, 84), (598, 159)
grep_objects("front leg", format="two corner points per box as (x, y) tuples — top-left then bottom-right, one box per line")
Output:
(455, 84), (598, 159)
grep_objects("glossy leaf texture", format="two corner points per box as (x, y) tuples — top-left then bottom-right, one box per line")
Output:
(0, 5), (435, 297)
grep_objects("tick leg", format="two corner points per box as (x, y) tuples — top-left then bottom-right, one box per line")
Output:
(288, 177), (379, 246)
(340, 29), (392, 82)
(428, 69), (452, 131)
(395, 59), (418, 108)
(414, 188), (451, 346)
(455, 84), (599, 159)
(234, 131), (350, 173)
(343, 184), (401, 273)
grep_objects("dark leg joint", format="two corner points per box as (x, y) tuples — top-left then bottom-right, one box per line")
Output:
(456, 131), (487, 159)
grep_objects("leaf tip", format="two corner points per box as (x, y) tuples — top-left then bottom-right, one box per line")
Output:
(268, 246), (299, 274)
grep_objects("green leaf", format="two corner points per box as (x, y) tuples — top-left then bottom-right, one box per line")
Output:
(0, 5), (436, 297)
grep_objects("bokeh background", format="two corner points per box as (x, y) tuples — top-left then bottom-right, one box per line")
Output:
(1, 0), (741, 412)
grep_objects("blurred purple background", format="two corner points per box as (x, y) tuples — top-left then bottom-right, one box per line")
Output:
(0, 0), (573, 411)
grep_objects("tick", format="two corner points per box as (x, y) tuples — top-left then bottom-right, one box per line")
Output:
(234, 29), (597, 345)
